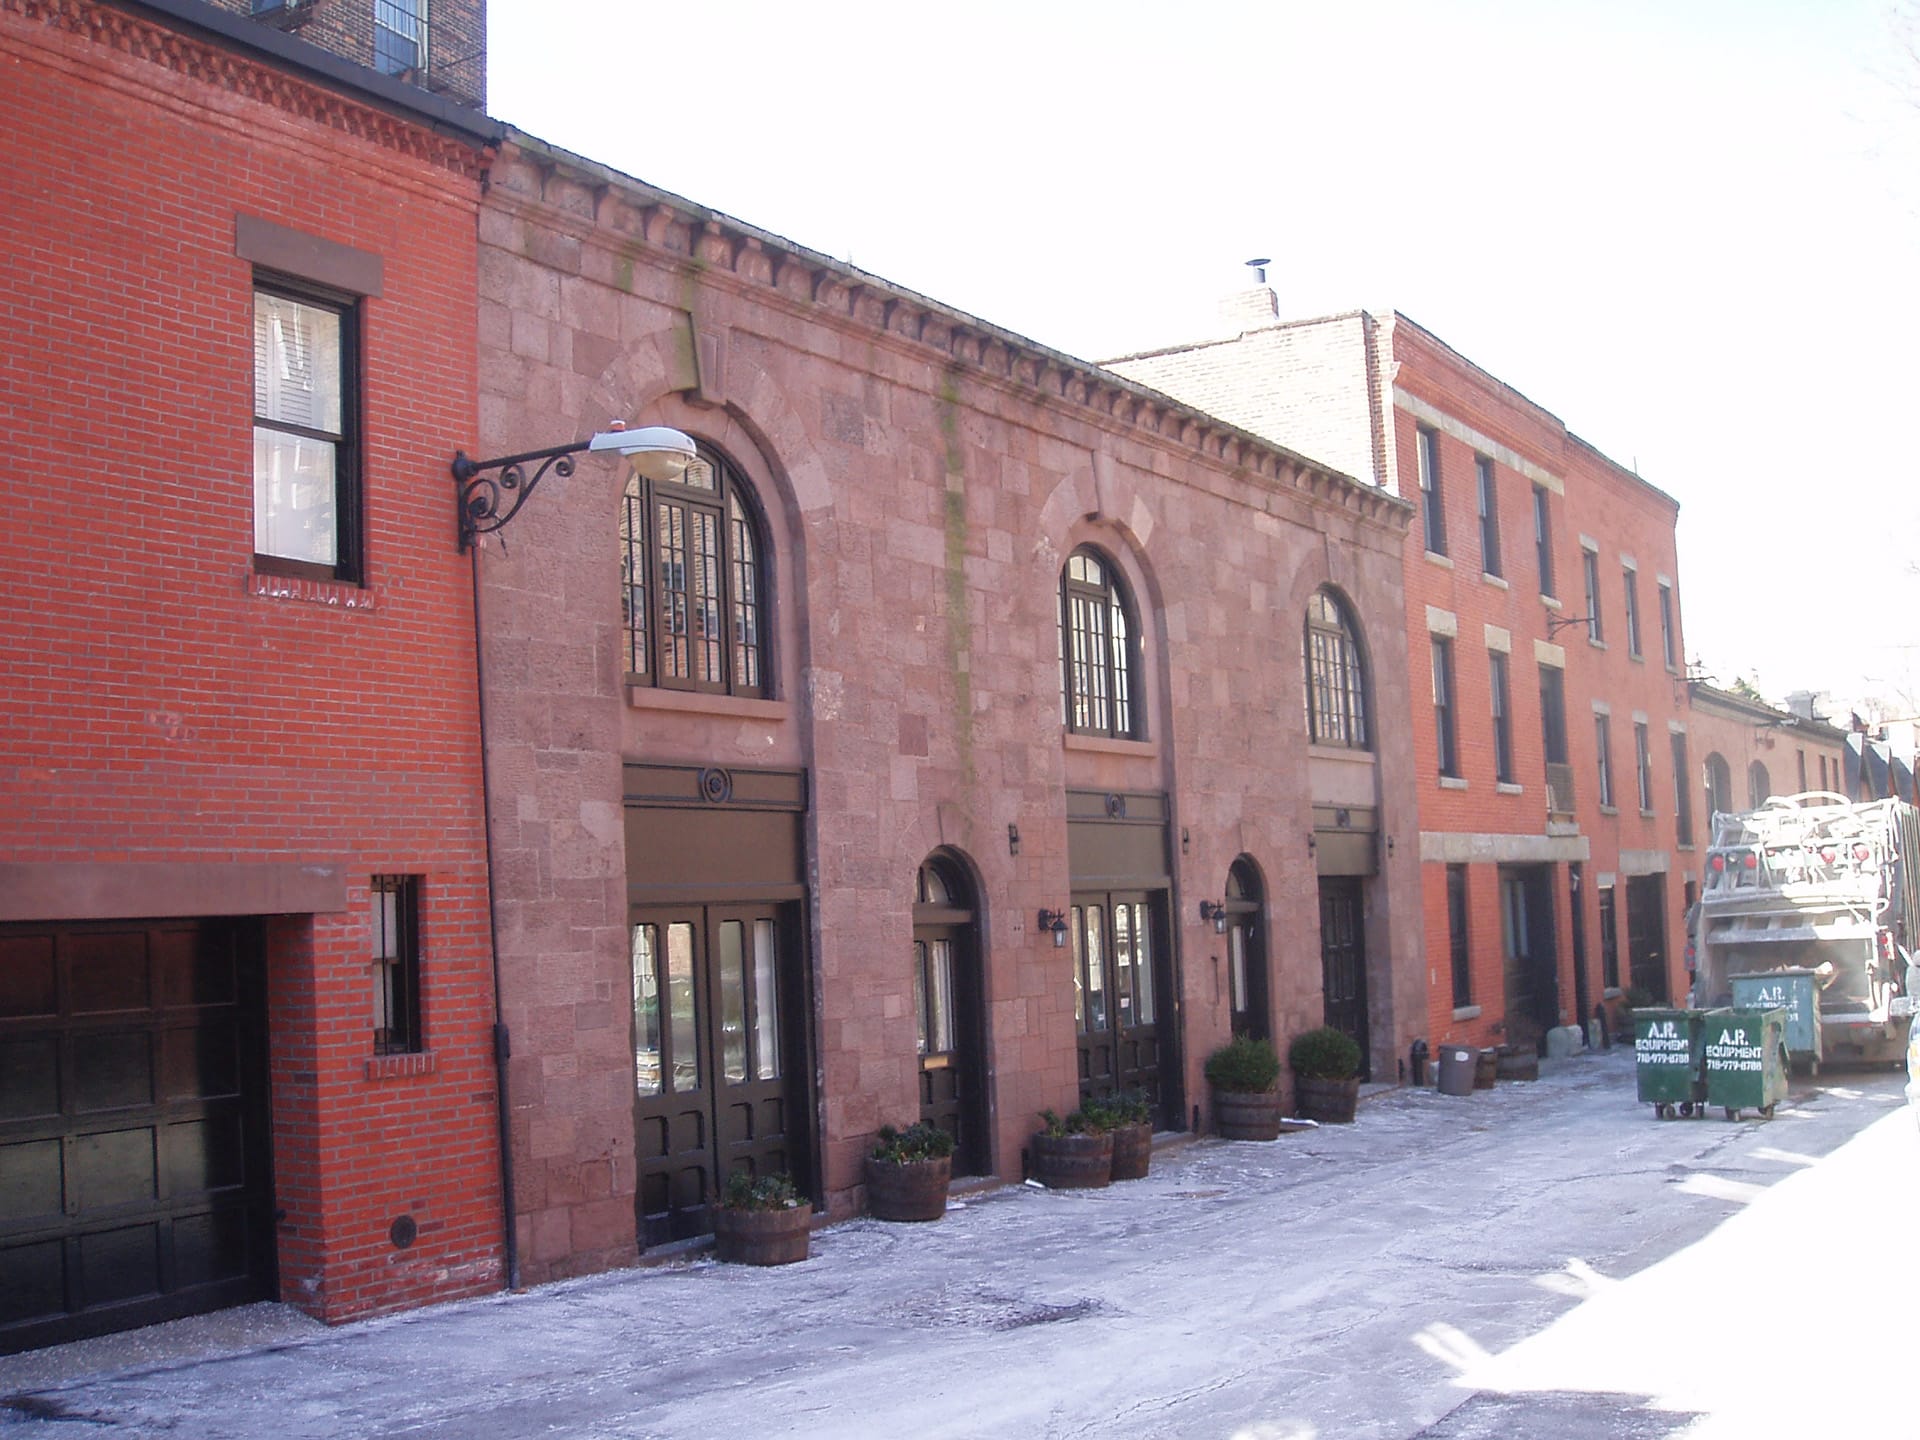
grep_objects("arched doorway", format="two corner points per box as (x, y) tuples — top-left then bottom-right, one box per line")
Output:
(1223, 857), (1269, 1041)
(913, 853), (990, 1177)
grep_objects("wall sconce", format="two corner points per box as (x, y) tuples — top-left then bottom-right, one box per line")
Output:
(1181, 827), (1191, 856)
(1037, 908), (1069, 948)
(452, 421), (697, 551)
(1307, 833), (1317, 854)
(1008, 823), (1021, 856)
(1199, 900), (1229, 934)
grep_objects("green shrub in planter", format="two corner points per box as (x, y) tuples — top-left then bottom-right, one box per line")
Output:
(1287, 1026), (1362, 1081)
(1204, 1034), (1282, 1094)
(712, 1170), (809, 1264)
(870, 1121), (954, 1164)
(1085, 1090), (1154, 1180)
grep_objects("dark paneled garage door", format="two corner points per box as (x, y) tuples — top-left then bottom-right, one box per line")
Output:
(1, 918), (274, 1354)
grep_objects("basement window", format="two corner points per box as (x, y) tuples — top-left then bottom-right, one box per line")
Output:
(371, 875), (423, 1055)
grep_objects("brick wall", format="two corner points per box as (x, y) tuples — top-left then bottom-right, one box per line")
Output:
(0, 1), (498, 1323)
(199, 0), (487, 108)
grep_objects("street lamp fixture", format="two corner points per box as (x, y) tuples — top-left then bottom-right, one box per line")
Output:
(451, 422), (697, 551)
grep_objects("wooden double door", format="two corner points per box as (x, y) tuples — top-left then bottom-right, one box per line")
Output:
(1072, 891), (1173, 1122)
(629, 903), (810, 1245)
(1318, 877), (1370, 1080)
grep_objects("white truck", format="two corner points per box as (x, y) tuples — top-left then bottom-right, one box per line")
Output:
(1692, 792), (1920, 1066)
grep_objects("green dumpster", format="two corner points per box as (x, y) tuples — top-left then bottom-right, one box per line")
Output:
(1633, 1008), (1704, 1119)
(1701, 1007), (1790, 1120)
(1729, 970), (1822, 1073)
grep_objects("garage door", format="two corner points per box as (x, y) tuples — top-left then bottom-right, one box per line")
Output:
(1, 918), (275, 1353)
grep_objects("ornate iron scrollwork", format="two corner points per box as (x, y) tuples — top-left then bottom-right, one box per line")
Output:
(451, 441), (592, 552)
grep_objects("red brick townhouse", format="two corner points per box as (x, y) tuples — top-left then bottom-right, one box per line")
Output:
(1689, 683), (1849, 819)
(0, 0), (504, 1349)
(468, 136), (1428, 1282)
(1109, 297), (1696, 1055)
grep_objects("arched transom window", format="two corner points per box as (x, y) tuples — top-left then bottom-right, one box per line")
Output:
(1059, 547), (1139, 738)
(621, 442), (765, 697)
(1305, 589), (1369, 749)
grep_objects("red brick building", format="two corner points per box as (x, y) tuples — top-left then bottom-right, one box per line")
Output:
(0, 0), (502, 1349)
(470, 138), (1428, 1281)
(1110, 300), (1697, 1053)
(1689, 683), (1849, 819)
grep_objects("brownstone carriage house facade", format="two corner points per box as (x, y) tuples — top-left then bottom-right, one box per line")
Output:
(474, 137), (1428, 1280)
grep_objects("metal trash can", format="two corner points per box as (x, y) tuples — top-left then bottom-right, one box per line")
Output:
(1702, 1007), (1790, 1120)
(1730, 970), (1822, 1074)
(1437, 1046), (1476, 1096)
(1633, 1007), (1705, 1119)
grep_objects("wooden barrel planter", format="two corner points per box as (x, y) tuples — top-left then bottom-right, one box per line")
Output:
(710, 1204), (811, 1265)
(1213, 1088), (1283, 1141)
(1293, 1075), (1360, 1124)
(865, 1155), (951, 1222)
(1473, 1048), (1499, 1089)
(1028, 1131), (1112, 1189)
(1107, 1121), (1153, 1180)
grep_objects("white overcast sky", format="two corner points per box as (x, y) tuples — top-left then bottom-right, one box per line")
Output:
(489, 0), (1920, 713)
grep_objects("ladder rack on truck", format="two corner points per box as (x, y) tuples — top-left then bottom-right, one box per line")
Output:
(1692, 792), (1920, 1065)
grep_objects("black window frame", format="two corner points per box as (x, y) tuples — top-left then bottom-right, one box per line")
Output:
(1418, 427), (1447, 557)
(1532, 484), (1555, 598)
(374, 0), (429, 76)
(1447, 864), (1472, 1007)
(1432, 636), (1459, 778)
(1476, 456), (1502, 577)
(622, 440), (769, 700)
(1705, 751), (1733, 818)
(251, 274), (361, 584)
(1490, 650), (1515, 784)
(1582, 549), (1603, 643)
(371, 874), (423, 1056)
(1060, 546), (1141, 740)
(1304, 589), (1370, 750)
(1539, 664), (1569, 766)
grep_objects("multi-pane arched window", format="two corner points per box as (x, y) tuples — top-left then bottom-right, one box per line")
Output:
(1704, 752), (1733, 821)
(1059, 547), (1139, 738)
(1305, 588), (1369, 748)
(621, 442), (765, 697)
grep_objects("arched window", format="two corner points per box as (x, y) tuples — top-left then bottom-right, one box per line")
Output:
(1304, 588), (1369, 749)
(1059, 547), (1139, 738)
(1747, 761), (1771, 810)
(621, 442), (765, 697)
(1704, 752), (1733, 821)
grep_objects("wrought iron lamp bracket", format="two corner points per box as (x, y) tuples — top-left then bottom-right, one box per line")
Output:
(452, 441), (591, 552)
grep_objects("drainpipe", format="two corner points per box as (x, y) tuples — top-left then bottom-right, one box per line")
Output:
(468, 545), (520, 1291)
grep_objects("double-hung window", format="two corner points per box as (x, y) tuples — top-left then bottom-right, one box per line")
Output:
(253, 282), (358, 580)
(1658, 581), (1677, 669)
(1476, 457), (1501, 577)
(1418, 428), (1447, 556)
(1447, 865), (1472, 1007)
(371, 875), (422, 1055)
(1672, 731), (1694, 845)
(1623, 567), (1643, 658)
(1635, 721), (1655, 813)
(1532, 484), (1554, 598)
(1490, 651), (1515, 784)
(1582, 548), (1603, 642)
(1432, 638), (1459, 778)
(374, 0), (428, 76)
(1595, 712), (1615, 808)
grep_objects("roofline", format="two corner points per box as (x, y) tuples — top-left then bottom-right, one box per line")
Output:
(119, 0), (504, 148)
(503, 129), (1407, 526)
(1099, 308), (1374, 367)
(1689, 680), (1848, 739)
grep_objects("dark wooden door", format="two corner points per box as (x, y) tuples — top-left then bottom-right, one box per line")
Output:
(630, 904), (805, 1245)
(1318, 878), (1370, 1079)
(1, 919), (275, 1355)
(1626, 874), (1669, 1003)
(1501, 867), (1561, 1051)
(1073, 892), (1171, 1121)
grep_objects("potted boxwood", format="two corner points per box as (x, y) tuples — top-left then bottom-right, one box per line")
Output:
(1027, 1108), (1113, 1189)
(1289, 1026), (1363, 1124)
(1086, 1090), (1153, 1180)
(866, 1120), (954, 1222)
(1205, 1034), (1284, 1140)
(710, 1170), (810, 1265)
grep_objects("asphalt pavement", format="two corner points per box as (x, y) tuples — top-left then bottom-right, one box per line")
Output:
(3, 1046), (1913, 1439)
